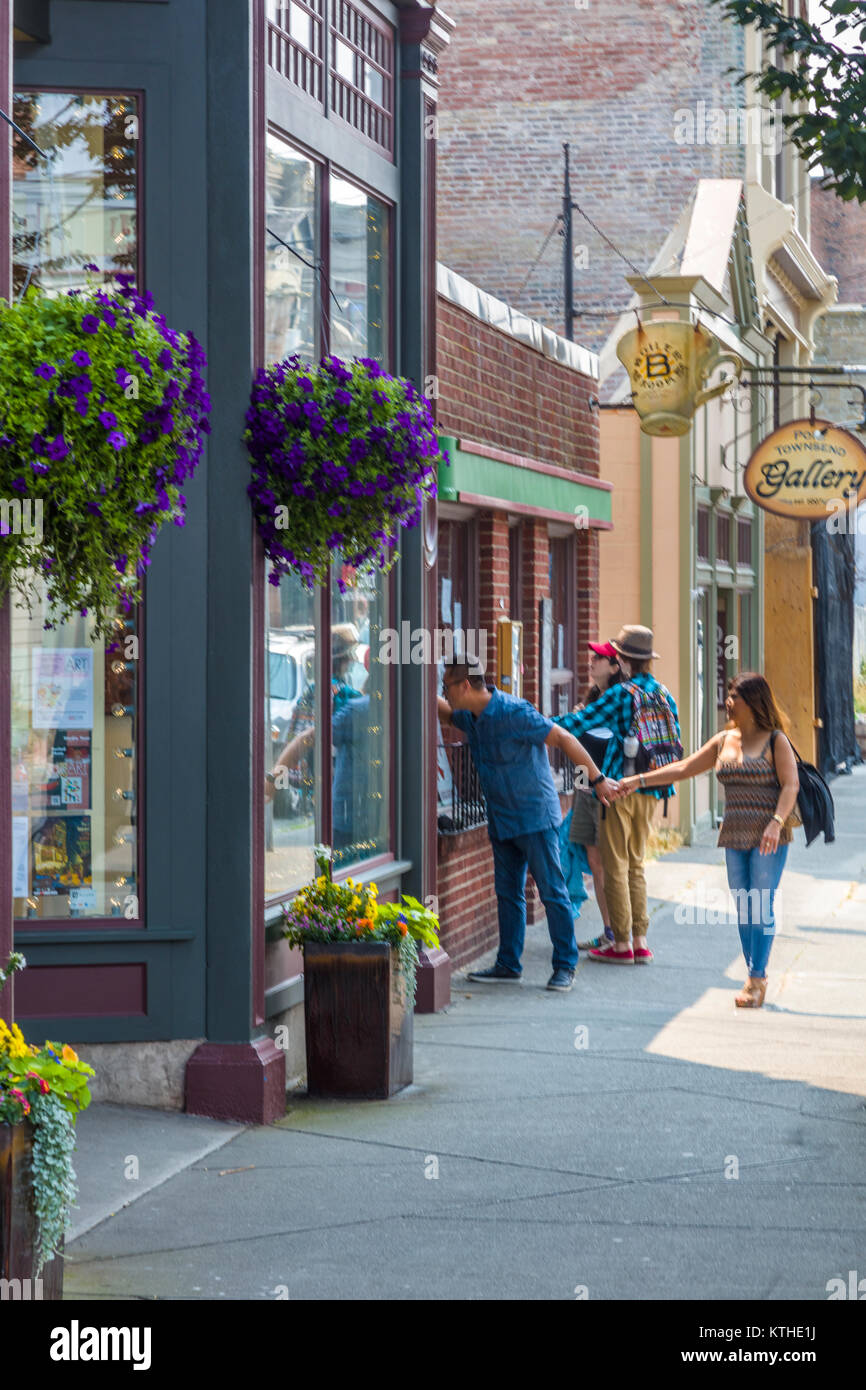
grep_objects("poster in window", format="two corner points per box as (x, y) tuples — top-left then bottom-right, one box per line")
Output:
(12, 816), (29, 898)
(32, 648), (94, 730)
(31, 815), (92, 897)
(29, 730), (92, 811)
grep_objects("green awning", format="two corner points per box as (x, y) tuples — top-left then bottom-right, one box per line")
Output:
(437, 435), (612, 527)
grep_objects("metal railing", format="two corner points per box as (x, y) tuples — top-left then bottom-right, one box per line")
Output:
(549, 742), (576, 794)
(437, 740), (487, 834)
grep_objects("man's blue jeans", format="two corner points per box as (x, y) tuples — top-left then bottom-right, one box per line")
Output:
(490, 828), (578, 974)
(725, 844), (788, 980)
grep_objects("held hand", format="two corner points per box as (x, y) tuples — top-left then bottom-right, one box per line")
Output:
(760, 819), (781, 856)
(616, 776), (638, 797)
(595, 777), (619, 807)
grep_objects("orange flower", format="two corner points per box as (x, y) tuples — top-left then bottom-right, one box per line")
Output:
(61, 1044), (80, 1065)
(398, 922), (408, 936)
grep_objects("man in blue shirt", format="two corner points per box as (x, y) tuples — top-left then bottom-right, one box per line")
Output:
(438, 655), (618, 991)
(554, 625), (681, 965)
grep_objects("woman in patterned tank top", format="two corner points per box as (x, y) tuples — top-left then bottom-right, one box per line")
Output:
(616, 672), (799, 1008)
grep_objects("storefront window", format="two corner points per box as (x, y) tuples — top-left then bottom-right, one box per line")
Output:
(11, 588), (139, 922)
(330, 559), (389, 871)
(329, 176), (388, 362)
(12, 91), (139, 297)
(265, 136), (319, 364)
(264, 557), (390, 897)
(265, 564), (318, 898)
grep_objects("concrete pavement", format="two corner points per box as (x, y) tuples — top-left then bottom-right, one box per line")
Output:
(63, 767), (866, 1300)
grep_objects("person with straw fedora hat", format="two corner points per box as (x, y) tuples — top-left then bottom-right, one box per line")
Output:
(553, 625), (682, 964)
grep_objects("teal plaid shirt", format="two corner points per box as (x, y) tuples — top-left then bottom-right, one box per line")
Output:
(554, 674), (680, 801)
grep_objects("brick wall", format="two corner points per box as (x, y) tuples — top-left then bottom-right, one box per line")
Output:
(810, 181), (866, 305)
(813, 306), (866, 370)
(478, 510), (510, 687)
(436, 297), (599, 475)
(437, 0), (747, 352)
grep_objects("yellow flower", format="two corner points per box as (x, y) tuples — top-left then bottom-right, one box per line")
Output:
(0, 1019), (35, 1059)
(61, 1043), (80, 1065)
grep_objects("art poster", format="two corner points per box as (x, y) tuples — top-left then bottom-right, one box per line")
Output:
(31, 815), (93, 897)
(32, 647), (94, 731)
(29, 730), (92, 811)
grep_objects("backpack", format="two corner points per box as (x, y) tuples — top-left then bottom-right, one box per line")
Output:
(769, 730), (835, 847)
(624, 679), (683, 815)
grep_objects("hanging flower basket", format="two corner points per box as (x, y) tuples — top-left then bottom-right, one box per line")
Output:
(0, 274), (210, 639)
(246, 354), (443, 590)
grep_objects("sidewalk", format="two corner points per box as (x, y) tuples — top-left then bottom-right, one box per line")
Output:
(64, 767), (866, 1300)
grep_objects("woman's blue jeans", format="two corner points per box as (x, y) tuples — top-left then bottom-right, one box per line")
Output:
(725, 844), (788, 979)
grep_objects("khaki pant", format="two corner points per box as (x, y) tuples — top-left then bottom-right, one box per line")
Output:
(598, 794), (656, 943)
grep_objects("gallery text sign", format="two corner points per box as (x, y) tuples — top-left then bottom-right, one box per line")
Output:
(743, 419), (866, 519)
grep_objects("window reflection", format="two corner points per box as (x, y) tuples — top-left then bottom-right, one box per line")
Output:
(330, 559), (389, 871)
(265, 136), (319, 365)
(329, 176), (388, 362)
(265, 564), (318, 898)
(12, 91), (138, 298)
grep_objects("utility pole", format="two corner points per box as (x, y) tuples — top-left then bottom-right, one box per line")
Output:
(563, 142), (574, 342)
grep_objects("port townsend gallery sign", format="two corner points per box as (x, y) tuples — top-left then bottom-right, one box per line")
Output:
(743, 420), (866, 520)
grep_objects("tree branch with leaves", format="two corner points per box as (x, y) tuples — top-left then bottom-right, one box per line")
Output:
(710, 0), (866, 202)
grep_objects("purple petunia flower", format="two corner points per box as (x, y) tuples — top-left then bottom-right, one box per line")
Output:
(333, 388), (352, 406)
(71, 349), (91, 368)
(332, 417), (350, 434)
(102, 308), (117, 329)
(31, 461), (50, 475)
(106, 430), (128, 450)
(86, 502), (102, 516)
(114, 555), (128, 574)
(115, 366), (132, 389)
(34, 362), (56, 380)
(158, 348), (173, 370)
(81, 314), (100, 334)
(99, 411), (118, 430)
(45, 435), (70, 461)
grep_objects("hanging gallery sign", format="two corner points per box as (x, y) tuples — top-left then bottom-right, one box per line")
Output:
(616, 319), (743, 437)
(743, 419), (866, 520)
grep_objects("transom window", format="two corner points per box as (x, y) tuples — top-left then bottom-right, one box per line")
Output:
(266, 0), (394, 158)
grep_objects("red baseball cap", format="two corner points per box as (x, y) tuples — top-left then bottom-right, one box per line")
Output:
(588, 641), (618, 661)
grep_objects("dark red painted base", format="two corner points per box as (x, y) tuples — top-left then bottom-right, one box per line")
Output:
(304, 941), (413, 1099)
(1, 1121), (63, 1300)
(414, 945), (452, 1013)
(185, 1036), (286, 1124)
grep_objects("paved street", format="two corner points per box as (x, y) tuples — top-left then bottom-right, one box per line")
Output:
(64, 768), (866, 1301)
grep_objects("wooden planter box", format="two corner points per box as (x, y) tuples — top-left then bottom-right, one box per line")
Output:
(0, 1121), (63, 1300)
(304, 941), (413, 1099)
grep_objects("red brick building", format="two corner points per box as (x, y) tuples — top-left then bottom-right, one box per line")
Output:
(433, 265), (612, 967)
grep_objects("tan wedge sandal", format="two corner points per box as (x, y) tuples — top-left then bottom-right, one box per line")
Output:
(735, 977), (767, 1008)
